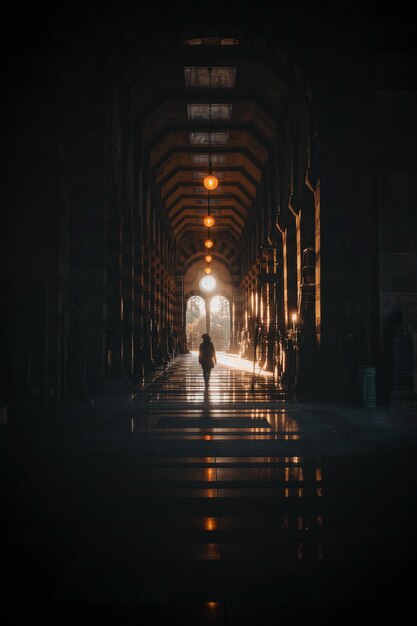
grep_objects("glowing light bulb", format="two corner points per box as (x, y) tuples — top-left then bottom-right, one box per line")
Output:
(205, 254), (212, 263)
(203, 215), (215, 228)
(203, 174), (218, 190)
(204, 238), (214, 249)
(205, 266), (212, 274)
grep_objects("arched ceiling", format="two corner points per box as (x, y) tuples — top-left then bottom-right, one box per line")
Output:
(129, 34), (291, 270)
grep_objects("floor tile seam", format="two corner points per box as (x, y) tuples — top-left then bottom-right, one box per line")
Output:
(145, 424), (282, 428)
(104, 531), (328, 544)
(84, 463), (318, 468)
(65, 517), (328, 527)
(125, 492), (327, 500)
(110, 480), (319, 486)
(124, 494), (323, 500)
(65, 450), (319, 459)
(75, 438), (309, 445)
(144, 432), (287, 436)
(136, 434), (302, 438)
(120, 495), (326, 503)
(56, 463), (319, 471)
(51, 494), (328, 503)
(68, 455), (316, 461)
(69, 553), (325, 563)
(150, 409), (286, 416)
(141, 402), (293, 407)
(148, 428), (283, 432)
(65, 464), (319, 472)
(138, 435), (302, 439)
(94, 487), (323, 495)
(115, 441), (305, 447)
(115, 493), (323, 501)
(4, 526), (328, 537)
(105, 459), (316, 464)
(76, 434), (302, 441)
(146, 424), (298, 428)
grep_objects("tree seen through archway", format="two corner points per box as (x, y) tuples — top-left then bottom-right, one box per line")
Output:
(210, 296), (230, 352)
(185, 296), (205, 350)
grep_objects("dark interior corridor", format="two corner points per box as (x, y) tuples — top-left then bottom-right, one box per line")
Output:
(1, 3), (417, 624)
(2, 353), (417, 624)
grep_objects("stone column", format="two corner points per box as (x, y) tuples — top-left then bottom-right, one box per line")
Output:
(205, 298), (211, 335)
(391, 311), (417, 407)
(65, 330), (94, 405)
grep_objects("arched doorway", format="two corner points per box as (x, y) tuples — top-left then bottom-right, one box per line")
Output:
(185, 295), (206, 350)
(210, 295), (231, 352)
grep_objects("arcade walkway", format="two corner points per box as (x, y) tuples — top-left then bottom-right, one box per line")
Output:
(2, 353), (417, 625)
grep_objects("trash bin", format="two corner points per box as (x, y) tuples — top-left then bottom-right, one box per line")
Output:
(356, 365), (377, 408)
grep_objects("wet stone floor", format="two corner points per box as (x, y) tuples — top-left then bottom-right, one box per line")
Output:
(2, 353), (417, 625)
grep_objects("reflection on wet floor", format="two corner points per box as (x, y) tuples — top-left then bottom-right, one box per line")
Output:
(133, 351), (285, 405)
(4, 352), (417, 625)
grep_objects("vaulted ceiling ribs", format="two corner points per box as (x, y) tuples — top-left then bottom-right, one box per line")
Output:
(134, 39), (288, 267)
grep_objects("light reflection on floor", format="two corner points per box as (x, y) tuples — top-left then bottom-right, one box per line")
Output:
(191, 350), (275, 377)
(5, 352), (417, 624)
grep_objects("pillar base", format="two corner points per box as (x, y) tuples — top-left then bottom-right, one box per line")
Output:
(63, 388), (95, 406)
(356, 365), (377, 408)
(102, 377), (132, 394)
(391, 389), (417, 408)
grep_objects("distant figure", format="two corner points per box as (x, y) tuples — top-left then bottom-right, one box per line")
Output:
(198, 333), (217, 387)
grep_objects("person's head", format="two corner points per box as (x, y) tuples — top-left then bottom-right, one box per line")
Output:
(202, 333), (211, 341)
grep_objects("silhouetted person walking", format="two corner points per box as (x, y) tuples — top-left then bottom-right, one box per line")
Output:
(198, 333), (217, 387)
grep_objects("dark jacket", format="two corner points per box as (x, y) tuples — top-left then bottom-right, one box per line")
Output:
(198, 339), (217, 370)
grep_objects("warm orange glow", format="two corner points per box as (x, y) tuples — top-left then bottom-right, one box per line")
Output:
(205, 238), (214, 248)
(205, 254), (212, 263)
(203, 215), (215, 228)
(291, 312), (297, 332)
(204, 518), (217, 531)
(205, 266), (212, 274)
(203, 174), (218, 190)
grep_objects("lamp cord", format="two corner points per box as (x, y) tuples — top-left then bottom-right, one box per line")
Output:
(208, 66), (212, 216)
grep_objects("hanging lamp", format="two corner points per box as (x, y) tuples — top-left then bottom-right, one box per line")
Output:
(203, 195), (215, 228)
(203, 174), (218, 190)
(203, 215), (215, 227)
(205, 225), (214, 249)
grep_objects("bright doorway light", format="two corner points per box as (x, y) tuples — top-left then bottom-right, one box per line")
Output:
(210, 295), (222, 313)
(200, 275), (216, 292)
